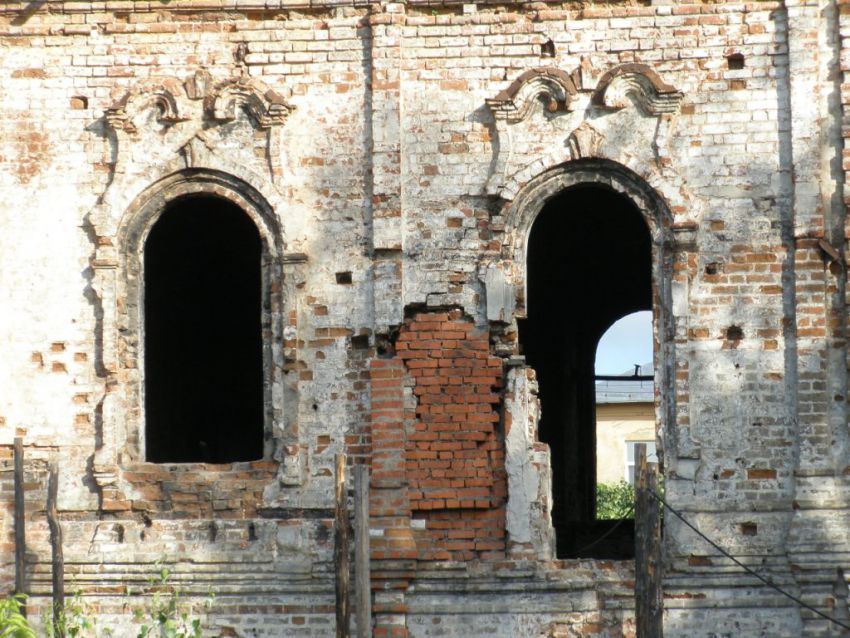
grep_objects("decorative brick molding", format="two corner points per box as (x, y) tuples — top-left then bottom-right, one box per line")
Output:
(105, 79), (187, 133)
(206, 79), (293, 128)
(485, 61), (685, 202)
(592, 63), (684, 115)
(485, 67), (578, 123)
(103, 73), (294, 192)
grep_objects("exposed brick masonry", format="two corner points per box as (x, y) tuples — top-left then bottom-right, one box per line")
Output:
(397, 311), (504, 511)
(369, 311), (506, 563)
(397, 311), (506, 560)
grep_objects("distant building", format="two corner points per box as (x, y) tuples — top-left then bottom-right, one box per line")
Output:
(595, 363), (657, 485)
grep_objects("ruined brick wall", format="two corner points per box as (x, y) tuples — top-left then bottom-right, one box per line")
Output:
(399, 311), (506, 560)
(0, 1), (849, 637)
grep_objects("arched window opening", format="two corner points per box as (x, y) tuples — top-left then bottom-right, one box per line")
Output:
(595, 312), (653, 377)
(594, 312), (655, 513)
(144, 195), (264, 463)
(518, 185), (652, 558)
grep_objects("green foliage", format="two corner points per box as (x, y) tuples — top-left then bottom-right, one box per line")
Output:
(134, 567), (214, 638)
(44, 592), (108, 638)
(596, 481), (635, 520)
(1, 567), (213, 638)
(0, 594), (35, 638)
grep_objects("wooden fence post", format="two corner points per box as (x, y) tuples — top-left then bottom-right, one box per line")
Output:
(14, 438), (26, 614)
(47, 462), (65, 637)
(335, 454), (350, 638)
(354, 465), (371, 638)
(635, 443), (663, 637)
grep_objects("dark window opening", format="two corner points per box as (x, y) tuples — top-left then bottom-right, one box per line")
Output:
(144, 196), (264, 463)
(726, 53), (745, 70)
(518, 186), (652, 558)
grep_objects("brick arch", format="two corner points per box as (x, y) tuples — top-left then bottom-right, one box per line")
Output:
(94, 144), (290, 243)
(493, 112), (689, 220)
(502, 158), (674, 263)
(504, 157), (675, 408)
(116, 168), (284, 260)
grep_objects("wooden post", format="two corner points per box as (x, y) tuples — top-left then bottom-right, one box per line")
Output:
(13, 438), (26, 614)
(334, 454), (350, 638)
(635, 443), (663, 638)
(353, 465), (371, 638)
(47, 462), (65, 638)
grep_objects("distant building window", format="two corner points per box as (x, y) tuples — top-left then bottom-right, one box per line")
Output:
(625, 440), (657, 485)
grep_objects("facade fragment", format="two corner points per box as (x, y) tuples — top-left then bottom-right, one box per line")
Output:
(1, 2), (850, 636)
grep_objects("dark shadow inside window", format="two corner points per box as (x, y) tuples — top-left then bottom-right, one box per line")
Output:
(518, 186), (652, 558)
(144, 196), (264, 463)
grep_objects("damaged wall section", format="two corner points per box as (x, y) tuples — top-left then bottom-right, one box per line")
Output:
(384, 309), (507, 561)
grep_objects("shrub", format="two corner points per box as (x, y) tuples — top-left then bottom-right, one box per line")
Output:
(596, 481), (635, 520)
(44, 592), (106, 638)
(0, 595), (35, 638)
(134, 567), (214, 638)
(1, 567), (213, 638)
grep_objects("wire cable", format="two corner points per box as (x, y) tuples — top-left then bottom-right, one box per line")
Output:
(648, 488), (850, 632)
(571, 503), (635, 556)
